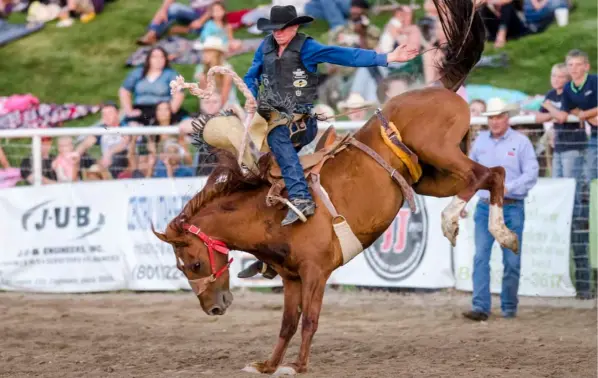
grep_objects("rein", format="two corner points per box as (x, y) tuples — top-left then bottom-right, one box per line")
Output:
(170, 66), (258, 166)
(317, 105), (378, 122)
(179, 223), (233, 296)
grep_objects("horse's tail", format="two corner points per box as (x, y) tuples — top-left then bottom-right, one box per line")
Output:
(433, 0), (486, 92)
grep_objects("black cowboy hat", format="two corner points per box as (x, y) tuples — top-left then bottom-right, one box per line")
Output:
(256, 5), (314, 32)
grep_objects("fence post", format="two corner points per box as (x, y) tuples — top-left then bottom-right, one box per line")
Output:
(32, 135), (42, 186)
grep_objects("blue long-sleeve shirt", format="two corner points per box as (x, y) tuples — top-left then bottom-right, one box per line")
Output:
(469, 128), (539, 200)
(243, 37), (389, 99)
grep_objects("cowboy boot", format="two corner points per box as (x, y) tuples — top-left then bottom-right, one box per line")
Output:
(237, 260), (278, 279)
(281, 197), (316, 226)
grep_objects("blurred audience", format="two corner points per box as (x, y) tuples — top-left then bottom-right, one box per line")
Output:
(52, 136), (81, 182)
(304, 0), (350, 30)
(153, 139), (195, 178)
(318, 0), (380, 107)
(56, 0), (104, 27)
(137, 0), (219, 45)
(118, 134), (157, 179)
(76, 102), (130, 178)
(20, 136), (57, 185)
(82, 163), (112, 181)
(119, 47), (186, 125)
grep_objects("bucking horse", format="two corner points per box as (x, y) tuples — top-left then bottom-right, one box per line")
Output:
(152, 0), (519, 375)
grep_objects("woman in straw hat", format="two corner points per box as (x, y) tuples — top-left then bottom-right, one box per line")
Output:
(194, 36), (240, 108)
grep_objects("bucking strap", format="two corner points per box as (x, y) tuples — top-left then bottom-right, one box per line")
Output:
(349, 138), (417, 213)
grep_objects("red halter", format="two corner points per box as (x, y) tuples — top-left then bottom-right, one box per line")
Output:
(180, 223), (233, 295)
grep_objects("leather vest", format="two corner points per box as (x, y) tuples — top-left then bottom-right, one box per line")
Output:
(261, 33), (319, 112)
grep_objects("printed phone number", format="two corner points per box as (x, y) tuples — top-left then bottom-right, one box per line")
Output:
(131, 265), (184, 281)
(457, 267), (569, 289)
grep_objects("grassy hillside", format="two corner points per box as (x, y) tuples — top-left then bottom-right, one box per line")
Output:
(0, 0), (596, 127)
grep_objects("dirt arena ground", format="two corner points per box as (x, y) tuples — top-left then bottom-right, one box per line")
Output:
(1, 289), (596, 378)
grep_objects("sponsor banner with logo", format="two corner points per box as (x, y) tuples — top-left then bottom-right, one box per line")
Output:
(122, 177), (206, 291)
(329, 196), (455, 288)
(453, 178), (577, 297)
(0, 182), (126, 292)
(0, 177), (578, 295)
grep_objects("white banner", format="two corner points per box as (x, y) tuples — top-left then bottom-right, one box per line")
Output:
(0, 177), (577, 296)
(0, 182), (126, 292)
(329, 196), (454, 288)
(453, 178), (577, 297)
(121, 177), (206, 291)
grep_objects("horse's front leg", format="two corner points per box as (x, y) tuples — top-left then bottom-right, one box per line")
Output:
(243, 278), (301, 374)
(273, 266), (328, 376)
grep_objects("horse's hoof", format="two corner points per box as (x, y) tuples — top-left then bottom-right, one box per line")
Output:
(242, 361), (274, 375)
(501, 230), (519, 254)
(271, 366), (298, 376)
(441, 219), (458, 247)
(242, 365), (262, 374)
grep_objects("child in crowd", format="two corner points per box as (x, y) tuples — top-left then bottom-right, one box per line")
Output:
(195, 2), (241, 53)
(57, 0), (104, 27)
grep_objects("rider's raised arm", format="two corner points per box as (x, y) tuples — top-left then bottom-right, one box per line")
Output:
(300, 38), (389, 72)
(243, 39), (266, 99)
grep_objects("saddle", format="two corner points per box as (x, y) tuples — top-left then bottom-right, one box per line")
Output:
(267, 125), (343, 180)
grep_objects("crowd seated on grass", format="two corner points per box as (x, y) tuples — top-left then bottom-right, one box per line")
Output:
(119, 47), (186, 126)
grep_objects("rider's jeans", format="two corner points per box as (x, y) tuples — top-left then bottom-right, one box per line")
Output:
(266, 118), (317, 201)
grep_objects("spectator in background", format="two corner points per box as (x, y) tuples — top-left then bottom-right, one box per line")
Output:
(319, 0), (380, 107)
(56, 0), (104, 27)
(470, 99), (487, 117)
(137, 0), (218, 45)
(523, 0), (568, 33)
(463, 97), (539, 321)
(555, 49), (597, 300)
(337, 93), (373, 122)
(194, 2), (242, 52)
(556, 49), (598, 185)
(469, 99), (487, 144)
(119, 47), (186, 126)
(304, 0), (350, 30)
(52, 136), (81, 182)
(193, 37), (240, 109)
(118, 135), (157, 179)
(76, 102), (130, 178)
(20, 136), (57, 185)
(153, 140), (195, 178)
(0, 145), (9, 169)
(536, 63), (587, 180)
(480, 0), (529, 48)
(82, 164), (112, 181)
(152, 102), (194, 166)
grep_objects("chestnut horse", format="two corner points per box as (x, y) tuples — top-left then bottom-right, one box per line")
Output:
(153, 0), (518, 375)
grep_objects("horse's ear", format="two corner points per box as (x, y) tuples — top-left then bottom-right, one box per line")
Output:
(151, 221), (170, 243)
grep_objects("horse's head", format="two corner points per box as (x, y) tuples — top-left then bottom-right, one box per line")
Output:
(152, 218), (233, 316)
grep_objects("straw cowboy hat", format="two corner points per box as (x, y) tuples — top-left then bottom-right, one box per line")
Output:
(337, 93), (375, 111)
(194, 36), (228, 53)
(481, 97), (520, 117)
(257, 5), (314, 32)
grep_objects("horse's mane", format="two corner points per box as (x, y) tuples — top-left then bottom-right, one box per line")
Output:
(174, 148), (272, 230)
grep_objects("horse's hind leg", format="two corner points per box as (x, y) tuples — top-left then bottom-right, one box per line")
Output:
(414, 155), (518, 252)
